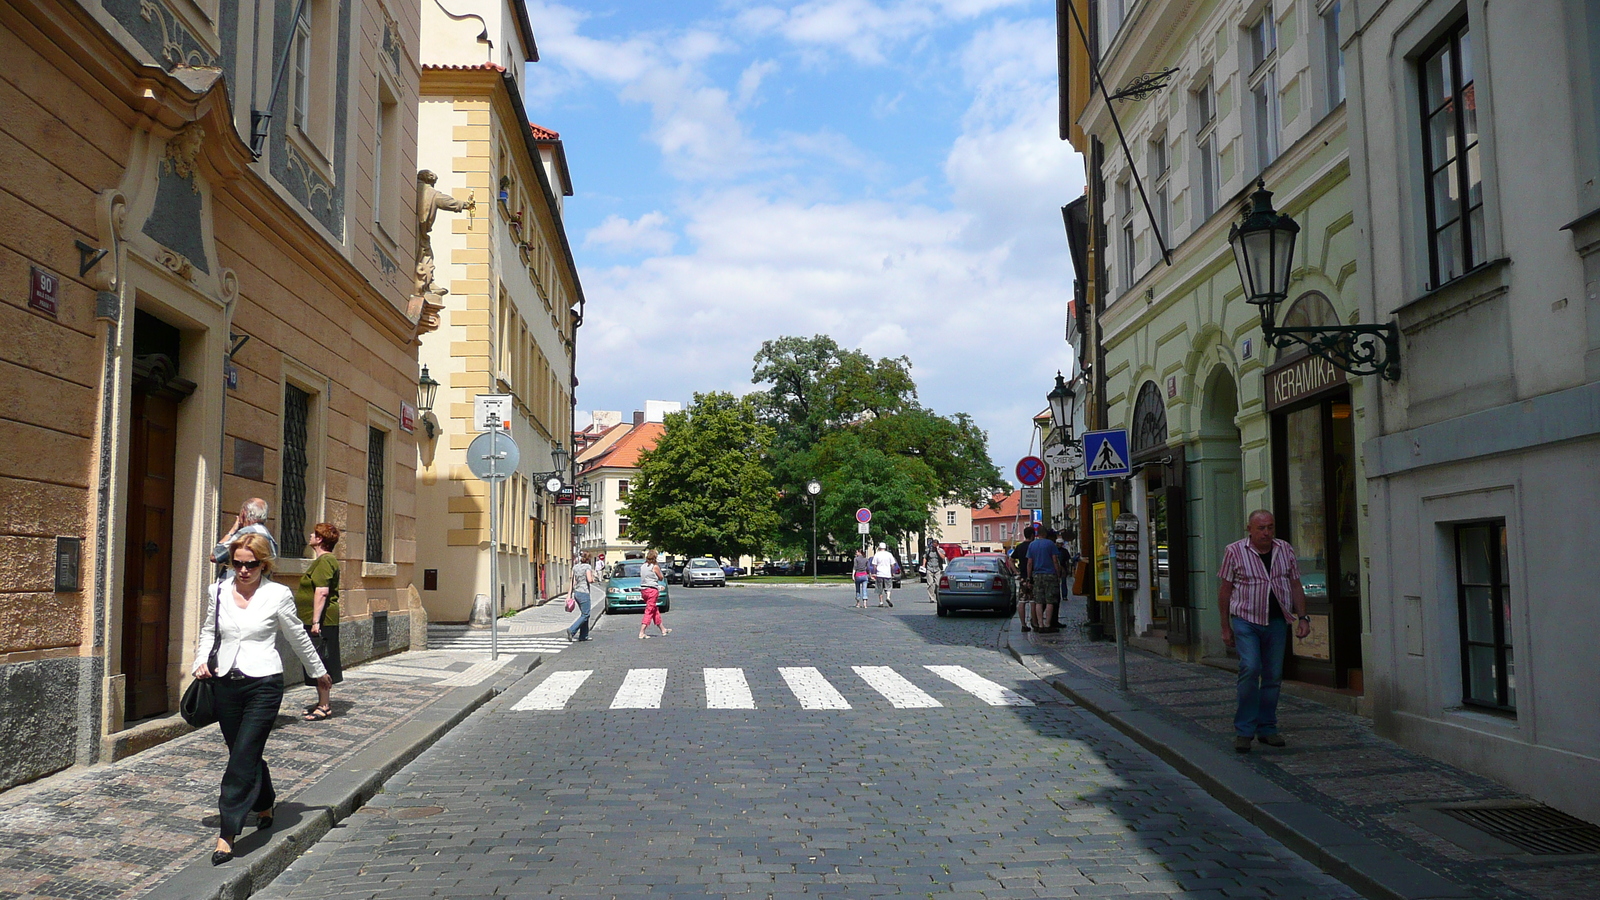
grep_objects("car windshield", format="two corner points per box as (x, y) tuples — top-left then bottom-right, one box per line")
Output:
(948, 558), (1002, 573)
(690, 558), (719, 568)
(612, 562), (644, 578)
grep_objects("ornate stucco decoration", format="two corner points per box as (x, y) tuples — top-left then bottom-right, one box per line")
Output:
(154, 247), (195, 281)
(162, 123), (205, 184)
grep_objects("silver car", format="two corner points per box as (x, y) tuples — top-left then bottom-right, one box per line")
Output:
(683, 557), (726, 587)
(935, 554), (1018, 617)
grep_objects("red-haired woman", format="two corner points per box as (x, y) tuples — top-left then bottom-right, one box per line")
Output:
(295, 523), (343, 720)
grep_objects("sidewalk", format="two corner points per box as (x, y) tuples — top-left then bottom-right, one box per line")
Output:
(1005, 602), (1600, 900)
(0, 649), (546, 900)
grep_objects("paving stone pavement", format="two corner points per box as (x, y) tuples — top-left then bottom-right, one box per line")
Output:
(1016, 600), (1600, 900)
(258, 586), (1361, 899)
(0, 650), (523, 900)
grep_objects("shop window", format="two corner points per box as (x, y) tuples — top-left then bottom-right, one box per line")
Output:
(365, 426), (387, 563)
(1419, 19), (1483, 286)
(1455, 520), (1514, 712)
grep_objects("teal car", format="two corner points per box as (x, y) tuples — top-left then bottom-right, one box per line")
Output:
(603, 559), (671, 614)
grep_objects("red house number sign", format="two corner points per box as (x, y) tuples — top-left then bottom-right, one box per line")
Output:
(29, 267), (60, 318)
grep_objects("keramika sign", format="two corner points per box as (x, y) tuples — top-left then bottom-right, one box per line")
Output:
(1264, 353), (1346, 411)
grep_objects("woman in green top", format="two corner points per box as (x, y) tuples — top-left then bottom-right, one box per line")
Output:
(295, 522), (343, 720)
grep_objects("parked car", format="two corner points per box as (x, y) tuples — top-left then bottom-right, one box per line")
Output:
(684, 557), (726, 587)
(721, 563), (747, 577)
(666, 557), (686, 584)
(935, 554), (1018, 617)
(604, 559), (672, 613)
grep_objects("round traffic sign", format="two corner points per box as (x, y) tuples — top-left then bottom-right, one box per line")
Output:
(855, 507), (872, 524)
(1016, 456), (1045, 486)
(466, 429), (520, 482)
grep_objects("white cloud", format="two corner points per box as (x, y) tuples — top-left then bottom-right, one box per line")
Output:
(584, 212), (678, 255)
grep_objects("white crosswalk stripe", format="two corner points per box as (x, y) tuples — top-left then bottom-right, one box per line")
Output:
(778, 667), (852, 709)
(611, 668), (669, 709)
(512, 669), (593, 710)
(852, 666), (942, 708)
(704, 668), (755, 709)
(924, 665), (1035, 706)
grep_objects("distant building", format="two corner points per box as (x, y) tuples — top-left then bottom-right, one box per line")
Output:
(575, 420), (665, 562)
(969, 493), (1029, 553)
(929, 500), (974, 552)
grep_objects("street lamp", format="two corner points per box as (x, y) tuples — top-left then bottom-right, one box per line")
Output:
(537, 442), (570, 493)
(1046, 371), (1075, 440)
(416, 365), (440, 438)
(1229, 179), (1401, 381)
(806, 480), (821, 584)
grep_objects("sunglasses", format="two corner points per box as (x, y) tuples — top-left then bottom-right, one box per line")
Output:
(230, 559), (263, 571)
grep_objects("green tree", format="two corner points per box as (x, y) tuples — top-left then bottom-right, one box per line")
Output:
(625, 392), (780, 561)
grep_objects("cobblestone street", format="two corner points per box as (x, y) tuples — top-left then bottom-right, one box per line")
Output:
(259, 585), (1359, 899)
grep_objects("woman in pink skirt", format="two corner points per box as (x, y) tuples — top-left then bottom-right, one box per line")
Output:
(637, 550), (671, 639)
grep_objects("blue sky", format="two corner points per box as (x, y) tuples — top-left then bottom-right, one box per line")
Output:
(522, 0), (1084, 485)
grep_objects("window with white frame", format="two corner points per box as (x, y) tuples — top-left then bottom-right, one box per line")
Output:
(291, 12), (311, 131)
(1419, 19), (1483, 285)
(1194, 78), (1219, 222)
(984, 524), (992, 542)
(1322, 1), (1345, 110)
(947, 510), (957, 526)
(1149, 133), (1169, 250)
(1117, 178), (1135, 291)
(1249, 10), (1280, 170)
(374, 78), (400, 235)
(972, 524), (980, 542)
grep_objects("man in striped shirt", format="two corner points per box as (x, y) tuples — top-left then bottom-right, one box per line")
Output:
(1218, 510), (1311, 753)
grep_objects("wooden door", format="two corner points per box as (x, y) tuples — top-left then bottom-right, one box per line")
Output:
(122, 390), (178, 722)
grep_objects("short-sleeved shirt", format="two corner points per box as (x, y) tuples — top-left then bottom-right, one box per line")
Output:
(640, 562), (662, 589)
(1024, 538), (1059, 578)
(213, 523), (280, 564)
(294, 553), (340, 626)
(572, 562), (593, 596)
(871, 550), (896, 578)
(1218, 537), (1301, 626)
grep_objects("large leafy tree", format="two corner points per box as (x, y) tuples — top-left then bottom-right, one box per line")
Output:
(751, 334), (1003, 556)
(625, 392), (780, 561)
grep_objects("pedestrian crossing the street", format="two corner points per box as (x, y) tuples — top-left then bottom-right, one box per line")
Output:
(511, 664), (1038, 712)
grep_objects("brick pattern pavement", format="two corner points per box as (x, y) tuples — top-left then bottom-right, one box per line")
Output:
(259, 587), (1360, 899)
(1024, 602), (1600, 900)
(0, 653), (501, 900)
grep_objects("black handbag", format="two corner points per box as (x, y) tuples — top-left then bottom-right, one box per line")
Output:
(180, 585), (222, 728)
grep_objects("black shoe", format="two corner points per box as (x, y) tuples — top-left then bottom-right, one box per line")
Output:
(212, 839), (235, 866)
(885, 597), (893, 607)
(1257, 734), (1287, 748)
(1020, 626), (1031, 633)
(255, 809), (274, 830)
(1233, 736), (1253, 753)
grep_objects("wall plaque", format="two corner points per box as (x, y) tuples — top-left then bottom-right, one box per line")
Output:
(29, 267), (60, 318)
(233, 438), (266, 480)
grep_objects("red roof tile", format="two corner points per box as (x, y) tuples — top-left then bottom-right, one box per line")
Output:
(528, 122), (560, 141)
(421, 63), (507, 72)
(580, 422), (664, 473)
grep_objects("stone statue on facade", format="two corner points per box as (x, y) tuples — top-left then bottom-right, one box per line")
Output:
(410, 169), (475, 337)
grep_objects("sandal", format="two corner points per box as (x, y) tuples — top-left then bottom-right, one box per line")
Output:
(302, 706), (332, 721)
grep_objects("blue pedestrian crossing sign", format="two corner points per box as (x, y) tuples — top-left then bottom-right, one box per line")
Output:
(1082, 429), (1131, 479)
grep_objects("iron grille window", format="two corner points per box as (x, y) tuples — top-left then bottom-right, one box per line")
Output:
(1419, 20), (1482, 285)
(280, 384), (311, 558)
(366, 426), (386, 563)
(1455, 520), (1514, 712)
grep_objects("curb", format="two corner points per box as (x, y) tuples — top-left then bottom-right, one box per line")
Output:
(1001, 631), (1476, 900)
(158, 653), (545, 900)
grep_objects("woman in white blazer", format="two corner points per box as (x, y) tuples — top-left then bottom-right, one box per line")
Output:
(192, 532), (330, 865)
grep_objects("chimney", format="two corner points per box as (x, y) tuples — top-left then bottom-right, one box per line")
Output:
(632, 410), (644, 425)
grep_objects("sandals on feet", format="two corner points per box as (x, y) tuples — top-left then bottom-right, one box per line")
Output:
(303, 706), (332, 721)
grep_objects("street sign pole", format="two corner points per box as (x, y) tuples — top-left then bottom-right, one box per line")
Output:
(488, 419), (500, 661)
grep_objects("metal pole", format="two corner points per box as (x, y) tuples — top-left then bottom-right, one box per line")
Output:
(488, 416), (500, 661)
(1110, 477), (1128, 691)
(811, 498), (817, 584)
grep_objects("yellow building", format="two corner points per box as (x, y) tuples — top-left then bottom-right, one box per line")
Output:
(0, 0), (428, 787)
(414, 1), (582, 622)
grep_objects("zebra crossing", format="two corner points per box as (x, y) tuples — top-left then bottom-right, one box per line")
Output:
(510, 664), (1037, 712)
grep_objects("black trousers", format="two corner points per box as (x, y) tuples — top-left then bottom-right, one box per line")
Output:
(213, 673), (284, 838)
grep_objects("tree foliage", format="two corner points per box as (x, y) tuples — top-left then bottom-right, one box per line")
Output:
(750, 335), (1003, 554)
(625, 392), (780, 561)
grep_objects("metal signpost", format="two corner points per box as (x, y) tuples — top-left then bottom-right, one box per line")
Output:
(856, 507), (872, 554)
(1082, 429), (1133, 690)
(807, 481), (822, 584)
(467, 408), (520, 660)
(1111, 512), (1142, 691)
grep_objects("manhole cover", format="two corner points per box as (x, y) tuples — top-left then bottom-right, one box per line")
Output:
(1441, 805), (1600, 855)
(391, 806), (444, 819)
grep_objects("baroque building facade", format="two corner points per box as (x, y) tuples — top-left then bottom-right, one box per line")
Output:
(1075, 0), (1369, 696)
(0, 0), (428, 788)
(413, 0), (582, 623)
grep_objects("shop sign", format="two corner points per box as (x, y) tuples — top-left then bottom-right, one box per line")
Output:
(1265, 354), (1346, 411)
(399, 402), (416, 434)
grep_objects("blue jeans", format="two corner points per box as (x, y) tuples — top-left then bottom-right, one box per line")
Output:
(567, 593), (591, 640)
(1232, 616), (1287, 737)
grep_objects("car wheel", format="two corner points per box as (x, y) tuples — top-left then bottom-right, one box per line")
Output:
(936, 604), (948, 617)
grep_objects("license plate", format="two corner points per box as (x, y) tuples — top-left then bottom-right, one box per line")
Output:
(956, 581), (984, 591)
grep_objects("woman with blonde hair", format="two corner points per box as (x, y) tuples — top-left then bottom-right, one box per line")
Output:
(637, 549), (670, 639)
(192, 532), (329, 865)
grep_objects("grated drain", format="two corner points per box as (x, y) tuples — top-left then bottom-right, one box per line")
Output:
(1440, 805), (1600, 855)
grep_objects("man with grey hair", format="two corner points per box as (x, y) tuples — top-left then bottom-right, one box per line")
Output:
(1218, 509), (1311, 753)
(212, 498), (281, 564)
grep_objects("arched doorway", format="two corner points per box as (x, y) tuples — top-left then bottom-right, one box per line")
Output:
(1191, 365), (1243, 656)
(1131, 381), (1187, 643)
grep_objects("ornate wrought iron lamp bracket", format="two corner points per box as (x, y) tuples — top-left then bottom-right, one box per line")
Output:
(1264, 323), (1403, 382)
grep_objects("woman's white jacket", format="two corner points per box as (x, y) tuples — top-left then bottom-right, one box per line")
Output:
(193, 578), (327, 679)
